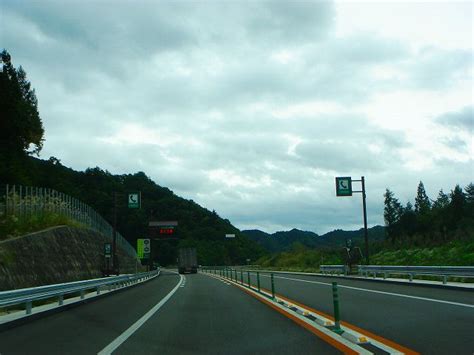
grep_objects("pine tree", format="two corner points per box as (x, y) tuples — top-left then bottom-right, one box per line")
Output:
(415, 181), (431, 215)
(432, 189), (450, 210)
(384, 189), (402, 242)
(465, 183), (474, 205)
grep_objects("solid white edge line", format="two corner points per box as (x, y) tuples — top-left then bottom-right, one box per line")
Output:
(97, 273), (184, 355)
(253, 273), (474, 309)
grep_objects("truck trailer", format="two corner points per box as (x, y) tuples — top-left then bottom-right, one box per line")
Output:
(178, 247), (198, 274)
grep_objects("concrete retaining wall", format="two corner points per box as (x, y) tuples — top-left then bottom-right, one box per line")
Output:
(0, 226), (140, 290)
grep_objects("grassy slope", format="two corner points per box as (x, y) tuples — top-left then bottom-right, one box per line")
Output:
(370, 240), (474, 266)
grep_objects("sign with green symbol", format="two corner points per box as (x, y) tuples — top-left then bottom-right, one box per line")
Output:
(137, 238), (150, 259)
(335, 177), (352, 196)
(128, 193), (140, 208)
(104, 243), (112, 258)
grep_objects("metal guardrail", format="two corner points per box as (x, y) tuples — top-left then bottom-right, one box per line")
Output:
(0, 270), (159, 315)
(320, 265), (348, 275)
(358, 265), (474, 284)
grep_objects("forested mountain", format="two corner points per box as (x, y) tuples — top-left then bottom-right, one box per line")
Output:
(243, 226), (385, 253)
(2, 157), (266, 266)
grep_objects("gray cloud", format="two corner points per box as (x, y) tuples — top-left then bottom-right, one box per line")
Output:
(2, 1), (471, 233)
(436, 106), (473, 132)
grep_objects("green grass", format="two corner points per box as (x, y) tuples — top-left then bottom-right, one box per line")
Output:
(256, 247), (343, 271)
(370, 240), (474, 266)
(0, 212), (83, 241)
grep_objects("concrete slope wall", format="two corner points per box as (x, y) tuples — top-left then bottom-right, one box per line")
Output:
(0, 226), (140, 290)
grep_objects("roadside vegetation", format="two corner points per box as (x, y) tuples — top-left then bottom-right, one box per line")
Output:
(0, 212), (81, 241)
(256, 181), (474, 269)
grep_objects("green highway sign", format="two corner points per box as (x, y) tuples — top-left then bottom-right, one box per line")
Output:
(128, 192), (141, 208)
(137, 238), (150, 259)
(335, 177), (352, 196)
(104, 243), (112, 258)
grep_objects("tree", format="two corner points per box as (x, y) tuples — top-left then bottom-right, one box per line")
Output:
(384, 189), (403, 242)
(1, 49), (44, 183)
(443, 184), (466, 231)
(415, 181), (431, 215)
(432, 189), (450, 210)
(465, 183), (474, 219)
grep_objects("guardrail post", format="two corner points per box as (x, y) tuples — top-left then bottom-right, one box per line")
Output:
(80, 290), (85, 299)
(247, 271), (251, 288)
(331, 282), (343, 334)
(257, 272), (261, 293)
(234, 269), (238, 281)
(26, 301), (32, 315)
(59, 294), (64, 306)
(443, 275), (447, 285)
(97, 286), (101, 295)
(383, 272), (387, 280)
(240, 270), (244, 285)
(409, 274), (413, 282)
(271, 273), (275, 299)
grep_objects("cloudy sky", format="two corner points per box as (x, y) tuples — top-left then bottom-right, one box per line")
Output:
(1, 0), (472, 234)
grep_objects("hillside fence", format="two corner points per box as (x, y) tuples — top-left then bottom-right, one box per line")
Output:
(0, 184), (136, 257)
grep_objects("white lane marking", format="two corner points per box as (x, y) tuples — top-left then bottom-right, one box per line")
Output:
(254, 273), (474, 309)
(98, 274), (184, 355)
(180, 276), (186, 287)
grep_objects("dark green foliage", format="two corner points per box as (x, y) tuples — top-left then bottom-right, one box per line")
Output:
(383, 181), (474, 246)
(415, 181), (431, 214)
(0, 50), (44, 185)
(384, 189), (401, 242)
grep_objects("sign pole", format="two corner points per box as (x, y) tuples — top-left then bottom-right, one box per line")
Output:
(112, 192), (117, 273)
(361, 176), (369, 265)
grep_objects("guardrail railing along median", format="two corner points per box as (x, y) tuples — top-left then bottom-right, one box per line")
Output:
(358, 265), (474, 284)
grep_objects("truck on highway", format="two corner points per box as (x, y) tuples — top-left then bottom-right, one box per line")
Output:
(178, 247), (198, 274)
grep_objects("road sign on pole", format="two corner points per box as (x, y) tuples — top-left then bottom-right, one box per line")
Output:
(137, 239), (150, 259)
(335, 177), (352, 196)
(143, 238), (151, 258)
(128, 192), (141, 208)
(334, 176), (369, 264)
(104, 243), (112, 258)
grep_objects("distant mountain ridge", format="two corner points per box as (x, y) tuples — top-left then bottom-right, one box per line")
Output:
(242, 226), (385, 253)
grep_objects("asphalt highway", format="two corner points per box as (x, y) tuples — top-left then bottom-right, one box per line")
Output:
(0, 271), (340, 355)
(239, 270), (474, 354)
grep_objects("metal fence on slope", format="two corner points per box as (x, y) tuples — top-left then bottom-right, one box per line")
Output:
(0, 184), (136, 258)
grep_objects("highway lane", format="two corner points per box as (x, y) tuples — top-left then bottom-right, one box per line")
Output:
(109, 271), (339, 355)
(238, 270), (474, 354)
(0, 271), (341, 354)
